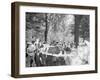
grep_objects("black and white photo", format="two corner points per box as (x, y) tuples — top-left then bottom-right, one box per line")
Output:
(11, 2), (97, 78)
(26, 13), (90, 67)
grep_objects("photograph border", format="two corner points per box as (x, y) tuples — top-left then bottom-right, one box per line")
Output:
(11, 2), (98, 78)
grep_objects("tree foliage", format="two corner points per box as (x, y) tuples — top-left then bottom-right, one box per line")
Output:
(26, 13), (89, 44)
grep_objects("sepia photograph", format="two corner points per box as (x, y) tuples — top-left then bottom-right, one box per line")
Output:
(25, 12), (90, 67)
